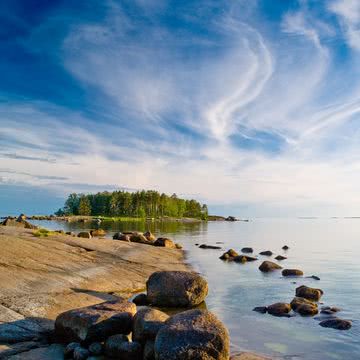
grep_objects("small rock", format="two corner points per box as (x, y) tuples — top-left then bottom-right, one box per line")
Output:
(259, 261), (282, 272)
(275, 255), (287, 260)
(77, 232), (92, 239)
(146, 271), (208, 308)
(259, 251), (273, 256)
(267, 303), (292, 317)
(199, 244), (222, 249)
(320, 307), (341, 315)
(296, 285), (323, 301)
(153, 238), (176, 248)
(282, 245), (289, 250)
(282, 269), (304, 277)
(154, 309), (229, 360)
(290, 297), (318, 316)
(253, 306), (267, 314)
(113, 232), (131, 241)
(233, 255), (258, 263)
(219, 249), (238, 260)
(307, 275), (320, 280)
(64, 342), (81, 358)
(88, 342), (103, 355)
(319, 318), (352, 330)
(175, 243), (182, 249)
(132, 293), (149, 306)
(132, 307), (169, 343)
(105, 334), (142, 360)
(73, 347), (90, 360)
(241, 247), (253, 253)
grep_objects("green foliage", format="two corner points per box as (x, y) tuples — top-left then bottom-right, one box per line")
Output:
(33, 228), (55, 237)
(59, 190), (207, 219)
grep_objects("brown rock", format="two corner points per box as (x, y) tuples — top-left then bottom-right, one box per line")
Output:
(267, 303), (291, 317)
(144, 231), (156, 242)
(77, 232), (92, 239)
(241, 247), (253, 253)
(275, 255), (287, 260)
(105, 334), (142, 360)
(282, 269), (304, 277)
(233, 255), (258, 263)
(259, 251), (273, 256)
(259, 261), (282, 272)
(131, 233), (154, 245)
(296, 285), (323, 301)
(319, 318), (352, 330)
(290, 297), (318, 316)
(90, 229), (106, 237)
(154, 238), (176, 248)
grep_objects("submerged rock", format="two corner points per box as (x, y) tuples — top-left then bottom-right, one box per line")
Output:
(88, 342), (103, 355)
(282, 269), (304, 277)
(296, 285), (323, 301)
(55, 299), (136, 343)
(64, 342), (81, 358)
(319, 318), (352, 330)
(259, 261), (282, 272)
(199, 244), (222, 249)
(282, 245), (289, 250)
(241, 247), (253, 253)
(321, 307), (341, 315)
(253, 306), (268, 314)
(154, 309), (230, 360)
(146, 271), (208, 307)
(307, 275), (321, 281)
(267, 303), (291, 317)
(73, 347), (90, 360)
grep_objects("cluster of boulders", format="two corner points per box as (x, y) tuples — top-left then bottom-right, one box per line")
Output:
(54, 271), (230, 360)
(113, 231), (182, 249)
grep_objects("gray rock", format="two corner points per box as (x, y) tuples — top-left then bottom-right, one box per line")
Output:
(73, 347), (90, 360)
(55, 299), (136, 343)
(143, 340), (155, 360)
(146, 271), (208, 307)
(88, 342), (103, 355)
(7, 344), (65, 360)
(282, 245), (289, 250)
(154, 309), (230, 360)
(105, 335), (142, 360)
(133, 307), (168, 344)
(259, 261), (282, 272)
(64, 342), (81, 358)
(132, 293), (149, 306)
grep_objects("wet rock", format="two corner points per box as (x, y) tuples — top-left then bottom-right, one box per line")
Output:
(153, 237), (176, 248)
(131, 233), (154, 245)
(66, 231), (75, 236)
(282, 269), (304, 277)
(55, 299), (136, 343)
(105, 334), (142, 360)
(267, 303), (291, 317)
(90, 229), (106, 237)
(219, 249), (238, 260)
(132, 293), (149, 306)
(77, 232), (92, 239)
(253, 306), (267, 314)
(143, 340), (155, 360)
(175, 243), (183, 249)
(146, 271), (208, 307)
(319, 318), (352, 330)
(64, 342), (81, 358)
(282, 245), (289, 250)
(295, 285), (323, 301)
(225, 216), (237, 221)
(275, 255), (287, 261)
(259, 261), (282, 272)
(291, 297), (318, 316)
(154, 309), (230, 360)
(241, 247), (253, 253)
(144, 231), (156, 242)
(73, 347), (90, 360)
(219, 253), (230, 260)
(233, 255), (258, 263)
(199, 244), (222, 249)
(132, 307), (169, 343)
(307, 275), (320, 281)
(259, 251), (273, 256)
(88, 342), (103, 356)
(113, 232), (130, 241)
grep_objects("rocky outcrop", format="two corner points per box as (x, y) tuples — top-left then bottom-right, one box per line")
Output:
(113, 232), (131, 241)
(259, 261), (282, 272)
(219, 249), (239, 260)
(146, 271), (208, 307)
(143, 231), (156, 242)
(55, 299), (136, 343)
(154, 309), (230, 360)
(1, 217), (37, 229)
(130, 233), (154, 245)
(295, 285), (323, 301)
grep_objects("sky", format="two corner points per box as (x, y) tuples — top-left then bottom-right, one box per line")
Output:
(1, 0), (360, 217)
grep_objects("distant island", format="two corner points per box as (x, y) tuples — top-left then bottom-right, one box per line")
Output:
(55, 190), (209, 220)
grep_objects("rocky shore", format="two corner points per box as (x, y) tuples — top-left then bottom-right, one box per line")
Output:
(0, 222), (268, 359)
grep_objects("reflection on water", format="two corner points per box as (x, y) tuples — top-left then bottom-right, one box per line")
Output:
(31, 218), (360, 360)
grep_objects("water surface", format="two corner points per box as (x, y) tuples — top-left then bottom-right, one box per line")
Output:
(31, 218), (360, 359)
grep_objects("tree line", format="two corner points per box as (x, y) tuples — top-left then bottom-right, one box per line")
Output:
(56, 190), (208, 219)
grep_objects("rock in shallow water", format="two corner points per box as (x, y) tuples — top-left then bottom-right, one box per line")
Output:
(154, 309), (230, 360)
(146, 271), (208, 307)
(282, 269), (304, 277)
(296, 285), (323, 301)
(241, 247), (253, 253)
(290, 297), (318, 316)
(259, 251), (273, 256)
(153, 238), (176, 248)
(105, 334), (142, 359)
(267, 303), (291, 317)
(233, 255), (258, 263)
(275, 255), (287, 261)
(55, 299), (136, 343)
(253, 306), (268, 314)
(319, 318), (352, 330)
(259, 261), (282, 272)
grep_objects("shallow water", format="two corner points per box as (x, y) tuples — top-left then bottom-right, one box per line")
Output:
(31, 218), (360, 359)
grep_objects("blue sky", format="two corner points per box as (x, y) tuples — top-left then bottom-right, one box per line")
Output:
(1, 0), (360, 217)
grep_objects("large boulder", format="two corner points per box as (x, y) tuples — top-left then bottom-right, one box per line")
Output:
(290, 297), (318, 316)
(132, 307), (169, 344)
(154, 309), (230, 360)
(296, 285), (323, 301)
(90, 229), (106, 237)
(154, 238), (176, 248)
(259, 261), (282, 272)
(55, 299), (136, 343)
(105, 334), (142, 360)
(144, 231), (156, 242)
(267, 303), (291, 317)
(146, 271), (208, 307)
(282, 269), (304, 277)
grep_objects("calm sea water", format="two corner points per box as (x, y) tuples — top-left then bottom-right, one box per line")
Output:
(30, 218), (360, 359)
